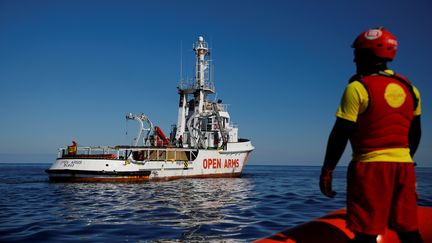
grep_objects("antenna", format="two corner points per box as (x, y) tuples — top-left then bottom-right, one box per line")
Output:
(209, 37), (214, 84)
(180, 40), (183, 82)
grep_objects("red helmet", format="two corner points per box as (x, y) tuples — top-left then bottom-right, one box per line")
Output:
(352, 27), (398, 61)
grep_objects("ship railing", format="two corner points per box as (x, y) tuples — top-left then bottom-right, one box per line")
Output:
(117, 147), (197, 162)
(229, 122), (238, 129)
(204, 102), (226, 112)
(59, 145), (199, 162)
(177, 80), (215, 92)
(58, 146), (118, 159)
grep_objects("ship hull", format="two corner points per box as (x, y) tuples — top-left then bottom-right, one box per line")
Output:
(46, 140), (253, 182)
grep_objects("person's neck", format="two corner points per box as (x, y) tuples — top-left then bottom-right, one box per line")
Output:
(356, 62), (388, 76)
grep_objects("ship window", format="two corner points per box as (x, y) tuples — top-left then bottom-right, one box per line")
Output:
(201, 120), (207, 131)
(207, 117), (213, 131)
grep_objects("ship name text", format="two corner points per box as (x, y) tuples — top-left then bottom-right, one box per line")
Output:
(62, 160), (82, 168)
(202, 158), (239, 169)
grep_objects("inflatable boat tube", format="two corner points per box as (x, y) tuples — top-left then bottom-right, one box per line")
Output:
(254, 206), (431, 243)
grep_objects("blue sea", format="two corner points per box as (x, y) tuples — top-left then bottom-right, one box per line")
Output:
(0, 163), (431, 242)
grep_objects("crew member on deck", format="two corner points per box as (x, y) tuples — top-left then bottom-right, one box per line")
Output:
(319, 27), (423, 243)
(68, 140), (77, 156)
(178, 135), (183, 148)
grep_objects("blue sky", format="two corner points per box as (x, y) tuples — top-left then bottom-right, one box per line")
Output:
(0, 0), (431, 166)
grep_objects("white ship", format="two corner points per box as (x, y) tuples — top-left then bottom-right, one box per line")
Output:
(46, 36), (254, 182)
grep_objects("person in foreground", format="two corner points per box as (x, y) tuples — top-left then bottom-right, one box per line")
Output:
(320, 27), (423, 243)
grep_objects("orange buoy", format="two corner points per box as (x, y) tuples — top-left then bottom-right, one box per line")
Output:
(254, 206), (432, 243)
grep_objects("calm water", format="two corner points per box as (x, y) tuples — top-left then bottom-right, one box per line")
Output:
(0, 163), (431, 242)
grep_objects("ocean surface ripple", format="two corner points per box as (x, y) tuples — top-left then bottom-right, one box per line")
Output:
(0, 164), (431, 242)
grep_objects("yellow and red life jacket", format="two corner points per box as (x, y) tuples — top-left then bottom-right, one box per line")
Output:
(68, 143), (77, 155)
(350, 73), (417, 154)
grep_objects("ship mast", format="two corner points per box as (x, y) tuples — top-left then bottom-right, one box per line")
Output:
(194, 36), (209, 113)
(175, 36), (214, 143)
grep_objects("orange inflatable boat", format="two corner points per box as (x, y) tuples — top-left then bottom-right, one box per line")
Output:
(254, 206), (431, 243)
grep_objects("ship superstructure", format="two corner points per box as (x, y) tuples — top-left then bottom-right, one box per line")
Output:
(176, 36), (236, 150)
(46, 36), (254, 182)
